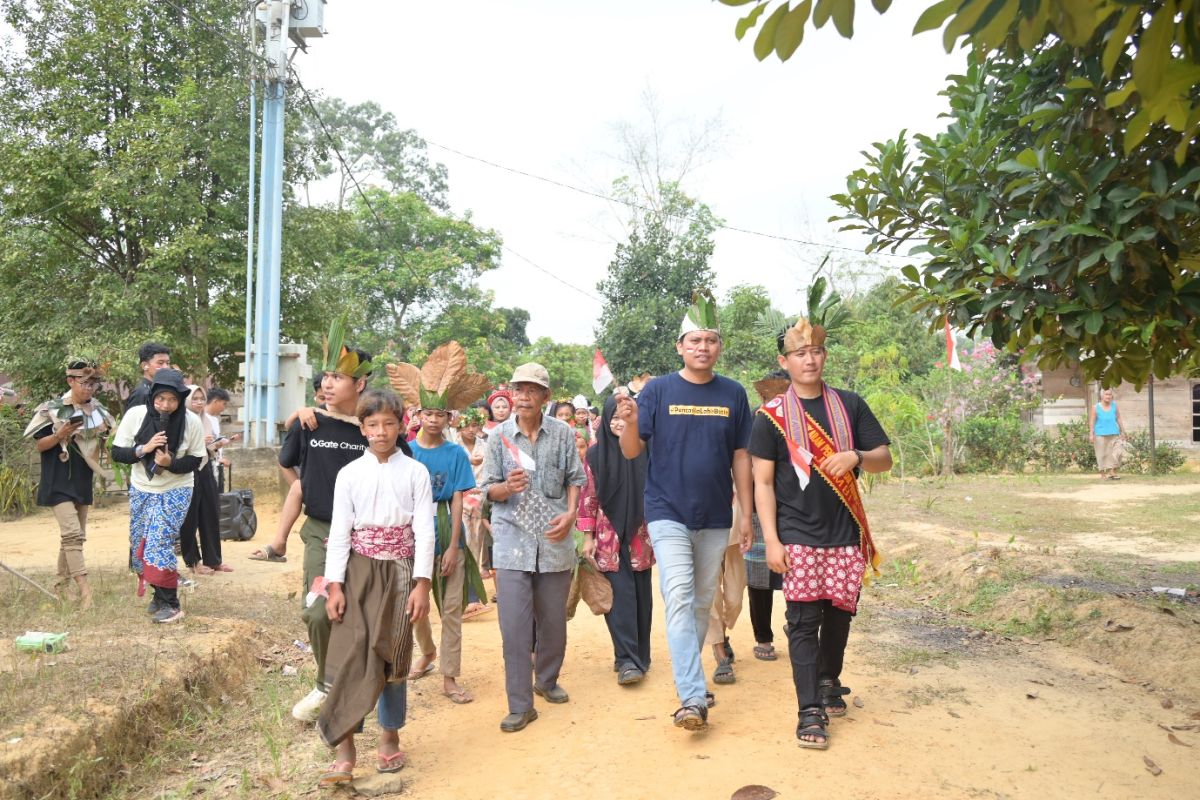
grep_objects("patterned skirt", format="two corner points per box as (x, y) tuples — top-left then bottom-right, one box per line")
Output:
(129, 485), (192, 592)
(782, 544), (865, 614)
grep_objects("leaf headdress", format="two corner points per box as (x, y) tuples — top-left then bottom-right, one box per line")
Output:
(386, 341), (490, 411)
(322, 317), (373, 379)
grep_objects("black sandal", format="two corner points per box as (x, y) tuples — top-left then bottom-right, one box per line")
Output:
(796, 706), (829, 749)
(819, 678), (851, 717)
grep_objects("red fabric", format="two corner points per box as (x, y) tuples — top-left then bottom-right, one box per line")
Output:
(782, 544), (865, 614)
(351, 525), (415, 560)
(576, 465), (654, 572)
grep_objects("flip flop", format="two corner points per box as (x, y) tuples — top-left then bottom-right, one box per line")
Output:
(754, 643), (778, 661)
(318, 760), (355, 786)
(248, 545), (287, 563)
(193, 565), (216, 576)
(444, 687), (474, 704)
(407, 661), (436, 681)
(462, 603), (493, 620)
(376, 751), (406, 774)
(215, 563), (234, 573)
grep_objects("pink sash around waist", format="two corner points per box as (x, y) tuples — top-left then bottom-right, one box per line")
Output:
(351, 525), (415, 560)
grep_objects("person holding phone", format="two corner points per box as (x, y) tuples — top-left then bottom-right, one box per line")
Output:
(23, 358), (116, 609)
(203, 387), (240, 491)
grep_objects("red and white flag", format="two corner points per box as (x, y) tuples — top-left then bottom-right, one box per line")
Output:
(785, 437), (814, 491)
(501, 435), (536, 471)
(944, 319), (962, 371)
(592, 348), (614, 394)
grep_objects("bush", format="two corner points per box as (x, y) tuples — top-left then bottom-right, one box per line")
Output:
(0, 405), (38, 515)
(1121, 431), (1186, 474)
(959, 414), (1032, 473)
(1030, 418), (1096, 472)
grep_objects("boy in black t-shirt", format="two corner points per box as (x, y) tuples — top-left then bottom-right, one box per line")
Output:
(23, 359), (116, 608)
(279, 331), (383, 723)
(749, 318), (892, 750)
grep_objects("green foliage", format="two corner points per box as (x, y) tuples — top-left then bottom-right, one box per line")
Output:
(0, 407), (36, 517)
(594, 184), (717, 381)
(1030, 419), (1096, 471)
(720, 0), (1200, 152)
(522, 338), (594, 400)
(1122, 430), (1186, 474)
(833, 49), (1200, 388)
(0, 0), (316, 392)
(958, 415), (1031, 473)
(718, 284), (778, 395)
(296, 97), (449, 211)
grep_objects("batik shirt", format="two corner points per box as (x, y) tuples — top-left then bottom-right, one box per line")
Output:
(480, 415), (586, 573)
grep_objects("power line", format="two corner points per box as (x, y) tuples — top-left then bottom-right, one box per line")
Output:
(501, 245), (602, 302)
(289, 74), (606, 305)
(423, 139), (907, 259)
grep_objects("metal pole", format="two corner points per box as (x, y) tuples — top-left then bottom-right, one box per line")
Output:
(263, 2), (290, 446)
(242, 12), (257, 449)
(1148, 375), (1156, 474)
(252, 93), (276, 447)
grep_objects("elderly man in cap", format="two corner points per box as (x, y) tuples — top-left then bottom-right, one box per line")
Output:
(24, 358), (116, 609)
(480, 363), (586, 732)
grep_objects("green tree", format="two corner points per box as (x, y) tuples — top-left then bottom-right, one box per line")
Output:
(522, 338), (594, 400)
(833, 50), (1200, 387)
(595, 185), (718, 380)
(296, 97), (449, 211)
(719, 0), (1200, 156)
(0, 0), (315, 392)
(718, 283), (778, 394)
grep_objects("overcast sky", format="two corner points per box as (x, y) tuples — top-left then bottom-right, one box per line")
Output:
(294, 2), (966, 344)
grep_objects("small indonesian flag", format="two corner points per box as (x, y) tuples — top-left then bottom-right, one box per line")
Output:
(592, 348), (614, 394)
(786, 438), (814, 491)
(501, 435), (537, 471)
(945, 318), (962, 371)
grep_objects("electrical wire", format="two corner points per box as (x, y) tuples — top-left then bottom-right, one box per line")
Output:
(423, 139), (904, 259)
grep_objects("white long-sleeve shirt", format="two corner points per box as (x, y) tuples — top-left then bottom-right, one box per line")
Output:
(324, 449), (435, 583)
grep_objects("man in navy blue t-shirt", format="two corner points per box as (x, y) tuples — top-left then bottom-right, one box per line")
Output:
(616, 291), (753, 731)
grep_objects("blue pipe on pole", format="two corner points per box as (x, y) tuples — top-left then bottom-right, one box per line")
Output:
(253, 82), (280, 446)
(242, 73), (257, 449)
(263, 80), (287, 446)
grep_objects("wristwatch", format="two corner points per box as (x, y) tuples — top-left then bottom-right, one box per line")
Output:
(853, 449), (864, 468)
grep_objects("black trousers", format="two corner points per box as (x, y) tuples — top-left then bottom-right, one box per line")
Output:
(153, 584), (180, 611)
(784, 599), (853, 710)
(602, 539), (653, 673)
(179, 466), (222, 568)
(748, 586), (775, 644)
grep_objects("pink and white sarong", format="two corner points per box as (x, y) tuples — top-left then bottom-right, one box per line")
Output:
(782, 544), (866, 614)
(351, 525), (415, 561)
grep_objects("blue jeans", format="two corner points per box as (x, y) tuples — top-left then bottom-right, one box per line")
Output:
(355, 679), (407, 733)
(647, 521), (730, 708)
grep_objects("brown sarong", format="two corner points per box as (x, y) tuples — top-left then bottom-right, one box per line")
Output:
(317, 552), (416, 746)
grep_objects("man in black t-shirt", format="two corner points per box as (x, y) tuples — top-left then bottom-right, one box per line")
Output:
(749, 317), (892, 750)
(23, 359), (116, 608)
(278, 337), (378, 723)
(124, 342), (171, 412)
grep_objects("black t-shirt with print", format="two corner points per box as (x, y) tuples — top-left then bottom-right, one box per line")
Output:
(277, 415), (412, 523)
(278, 416), (368, 523)
(33, 425), (95, 506)
(748, 389), (889, 548)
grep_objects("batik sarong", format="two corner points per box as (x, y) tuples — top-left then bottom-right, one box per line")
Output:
(129, 485), (192, 593)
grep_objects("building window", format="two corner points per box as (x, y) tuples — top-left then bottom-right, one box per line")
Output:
(1193, 384), (1200, 443)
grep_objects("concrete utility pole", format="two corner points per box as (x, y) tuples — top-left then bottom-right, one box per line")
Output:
(252, 0), (290, 446)
(243, 2), (326, 447)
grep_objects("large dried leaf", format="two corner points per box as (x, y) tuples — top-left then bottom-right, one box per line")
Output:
(385, 363), (422, 409)
(421, 341), (468, 395)
(446, 373), (491, 411)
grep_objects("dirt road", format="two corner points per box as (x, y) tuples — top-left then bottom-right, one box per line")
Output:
(3, 478), (1199, 799)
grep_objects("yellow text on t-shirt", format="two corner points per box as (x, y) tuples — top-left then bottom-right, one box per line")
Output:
(668, 404), (730, 417)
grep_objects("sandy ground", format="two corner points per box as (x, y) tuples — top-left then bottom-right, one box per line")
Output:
(4, 499), (1200, 799)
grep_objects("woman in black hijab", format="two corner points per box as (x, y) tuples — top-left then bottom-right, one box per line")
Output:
(578, 394), (655, 685)
(112, 368), (208, 623)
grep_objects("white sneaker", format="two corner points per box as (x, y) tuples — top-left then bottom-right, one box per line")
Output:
(291, 687), (327, 722)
